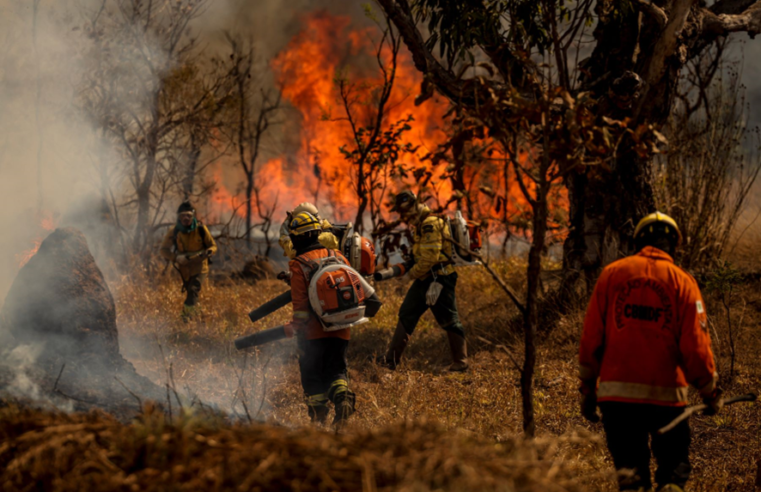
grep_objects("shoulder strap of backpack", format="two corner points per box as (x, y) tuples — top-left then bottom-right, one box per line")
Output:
(294, 255), (321, 281)
(173, 226), (180, 253)
(198, 223), (210, 249)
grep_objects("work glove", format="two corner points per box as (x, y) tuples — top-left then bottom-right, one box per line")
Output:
(580, 392), (600, 423)
(426, 280), (443, 306)
(277, 271), (292, 285)
(176, 254), (189, 266)
(702, 388), (724, 416)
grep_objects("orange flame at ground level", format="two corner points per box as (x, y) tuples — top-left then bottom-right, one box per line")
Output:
(16, 211), (57, 269)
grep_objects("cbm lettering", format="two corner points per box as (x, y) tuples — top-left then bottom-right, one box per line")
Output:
(624, 304), (664, 322)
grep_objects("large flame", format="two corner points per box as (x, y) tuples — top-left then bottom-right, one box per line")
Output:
(266, 12), (452, 221)
(209, 12), (566, 238)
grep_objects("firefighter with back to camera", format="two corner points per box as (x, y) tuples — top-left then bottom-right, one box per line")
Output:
(578, 211), (721, 492)
(283, 211), (382, 425)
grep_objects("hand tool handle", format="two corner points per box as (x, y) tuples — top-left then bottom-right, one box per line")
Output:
(657, 393), (757, 435)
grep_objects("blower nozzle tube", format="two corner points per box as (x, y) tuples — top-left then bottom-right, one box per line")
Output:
(234, 325), (288, 350)
(248, 290), (293, 324)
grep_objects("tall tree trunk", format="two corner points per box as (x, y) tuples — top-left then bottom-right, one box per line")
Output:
(134, 156), (156, 253)
(355, 161), (367, 233)
(182, 132), (201, 199)
(522, 181), (549, 437)
(451, 133), (467, 210)
(133, 90), (161, 254)
(246, 173), (254, 249)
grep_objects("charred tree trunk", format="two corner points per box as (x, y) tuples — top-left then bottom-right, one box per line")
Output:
(133, 89), (161, 254)
(246, 173), (254, 248)
(182, 131), (202, 199)
(355, 161), (368, 234)
(521, 190), (547, 437)
(560, 149), (656, 301)
(450, 133), (467, 210)
(558, 0), (669, 298)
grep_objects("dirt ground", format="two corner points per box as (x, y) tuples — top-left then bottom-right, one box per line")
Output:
(1, 258), (759, 491)
(105, 259), (761, 491)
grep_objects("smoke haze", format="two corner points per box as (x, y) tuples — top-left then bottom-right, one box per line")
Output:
(2, 0), (761, 416)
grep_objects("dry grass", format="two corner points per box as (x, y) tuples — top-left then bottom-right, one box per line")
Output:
(2, 259), (760, 491)
(0, 402), (608, 492)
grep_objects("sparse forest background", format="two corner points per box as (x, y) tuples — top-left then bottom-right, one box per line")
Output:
(2, 1), (761, 490)
(1, 0), (760, 278)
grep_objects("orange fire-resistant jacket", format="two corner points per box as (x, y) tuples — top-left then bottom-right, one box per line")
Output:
(579, 246), (717, 406)
(284, 246), (350, 341)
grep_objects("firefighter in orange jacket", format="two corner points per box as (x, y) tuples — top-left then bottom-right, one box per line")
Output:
(282, 211), (367, 425)
(579, 212), (722, 492)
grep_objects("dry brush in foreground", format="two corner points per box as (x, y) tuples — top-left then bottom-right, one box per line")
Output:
(0, 402), (607, 492)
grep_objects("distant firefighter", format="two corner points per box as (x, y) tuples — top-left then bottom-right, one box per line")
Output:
(278, 202), (339, 259)
(579, 212), (721, 492)
(159, 201), (217, 320)
(376, 191), (468, 372)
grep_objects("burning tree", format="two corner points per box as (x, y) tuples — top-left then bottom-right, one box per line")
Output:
(335, 12), (419, 234)
(266, 12), (453, 223)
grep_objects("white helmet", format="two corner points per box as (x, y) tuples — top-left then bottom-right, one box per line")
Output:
(292, 202), (321, 220)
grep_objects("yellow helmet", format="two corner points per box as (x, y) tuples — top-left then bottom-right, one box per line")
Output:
(634, 211), (682, 244)
(289, 211), (322, 236)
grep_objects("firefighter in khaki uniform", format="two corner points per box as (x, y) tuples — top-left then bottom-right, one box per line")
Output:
(579, 212), (721, 492)
(378, 191), (468, 372)
(159, 202), (217, 319)
(278, 202), (339, 259)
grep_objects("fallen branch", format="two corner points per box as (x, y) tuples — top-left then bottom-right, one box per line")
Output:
(114, 376), (143, 409)
(52, 363), (66, 392)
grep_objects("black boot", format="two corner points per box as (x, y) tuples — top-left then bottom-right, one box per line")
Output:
(306, 393), (329, 424)
(332, 389), (356, 426)
(446, 331), (469, 372)
(376, 322), (410, 370)
(307, 403), (329, 424)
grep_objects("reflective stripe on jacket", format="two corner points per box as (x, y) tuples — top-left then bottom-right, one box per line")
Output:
(579, 246), (717, 406)
(285, 247), (350, 341)
(408, 208), (456, 280)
